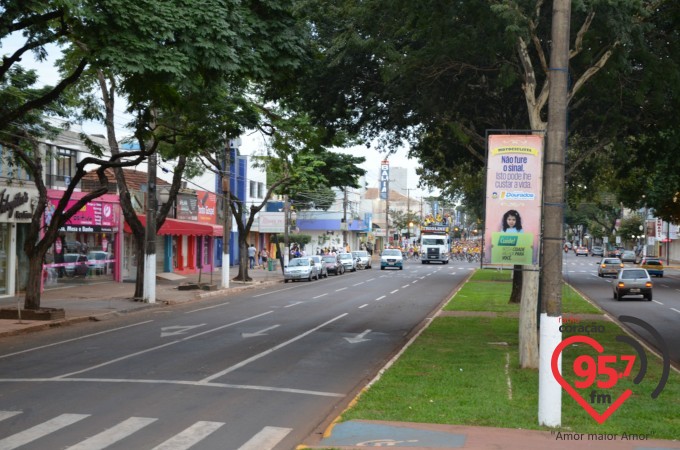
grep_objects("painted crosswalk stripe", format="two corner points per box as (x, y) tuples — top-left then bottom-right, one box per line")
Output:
(0, 411), (21, 422)
(66, 417), (157, 449)
(151, 421), (224, 450)
(237, 426), (291, 450)
(0, 413), (89, 450)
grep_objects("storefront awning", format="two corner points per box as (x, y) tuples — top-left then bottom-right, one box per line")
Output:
(124, 215), (220, 236)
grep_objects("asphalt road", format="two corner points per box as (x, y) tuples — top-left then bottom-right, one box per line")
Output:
(562, 251), (680, 367)
(0, 259), (474, 450)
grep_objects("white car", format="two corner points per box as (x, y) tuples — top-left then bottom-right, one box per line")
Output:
(309, 255), (328, 278)
(381, 249), (403, 270)
(351, 250), (372, 269)
(284, 257), (319, 283)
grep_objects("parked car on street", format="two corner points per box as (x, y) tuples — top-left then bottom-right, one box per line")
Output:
(283, 257), (319, 283)
(337, 252), (357, 272)
(640, 257), (664, 277)
(87, 251), (113, 275)
(322, 255), (345, 275)
(590, 246), (604, 257)
(620, 250), (637, 263)
(613, 268), (652, 301)
(309, 255), (328, 278)
(380, 248), (404, 270)
(64, 253), (89, 277)
(598, 258), (623, 278)
(351, 250), (372, 269)
(574, 246), (589, 257)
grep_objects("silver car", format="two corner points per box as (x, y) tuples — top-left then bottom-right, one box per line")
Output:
(310, 255), (328, 278)
(351, 250), (372, 269)
(337, 252), (357, 272)
(284, 257), (319, 283)
(613, 268), (652, 301)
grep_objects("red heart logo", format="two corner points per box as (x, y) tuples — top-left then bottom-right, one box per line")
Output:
(551, 335), (632, 424)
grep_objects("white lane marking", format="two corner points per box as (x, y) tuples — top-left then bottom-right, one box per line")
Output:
(313, 293), (328, 299)
(0, 378), (344, 397)
(161, 325), (206, 338)
(54, 311), (273, 379)
(242, 325), (280, 338)
(353, 282), (365, 286)
(335, 287), (347, 292)
(151, 421), (224, 450)
(0, 414), (89, 449)
(0, 411), (20, 422)
(358, 304), (368, 309)
(401, 284), (410, 288)
(671, 308), (680, 315)
(0, 321), (153, 359)
(252, 286), (298, 297)
(366, 278), (376, 282)
(390, 290), (399, 294)
(237, 426), (292, 450)
(345, 330), (371, 344)
(66, 417), (157, 450)
(375, 296), (385, 301)
(199, 314), (348, 383)
(653, 300), (664, 305)
(186, 303), (229, 313)
(284, 302), (303, 308)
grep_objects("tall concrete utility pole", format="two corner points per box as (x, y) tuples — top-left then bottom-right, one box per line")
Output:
(220, 145), (231, 289)
(343, 188), (348, 246)
(538, 0), (571, 427)
(143, 150), (157, 303)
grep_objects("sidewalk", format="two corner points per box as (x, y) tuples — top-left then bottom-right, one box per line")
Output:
(2, 264), (679, 450)
(0, 264), (284, 338)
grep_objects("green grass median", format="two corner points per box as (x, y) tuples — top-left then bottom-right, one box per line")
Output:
(340, 270), (680, 439)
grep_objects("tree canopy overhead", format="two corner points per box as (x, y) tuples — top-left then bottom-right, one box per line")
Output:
(296, 0), (680, 215)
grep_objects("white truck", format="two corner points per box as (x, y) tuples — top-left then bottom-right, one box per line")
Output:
(419, 225), (450, 264)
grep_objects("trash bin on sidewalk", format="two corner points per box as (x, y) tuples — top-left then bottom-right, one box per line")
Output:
(268, 259), (276, 271)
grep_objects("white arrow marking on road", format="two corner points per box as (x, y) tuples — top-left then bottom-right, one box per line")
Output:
(242, 325), (280, 338)
(161, 324), (205, 338)
(345, 329), (371, 344)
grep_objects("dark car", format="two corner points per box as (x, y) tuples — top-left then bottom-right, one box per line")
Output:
(64, 253), (89, 277)
(613, 268), (652, 301)
(322, 255), (345, 275)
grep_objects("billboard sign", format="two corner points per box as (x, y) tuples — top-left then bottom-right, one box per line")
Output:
(379, 160), (389, 200)
(483, 134), (543, 266)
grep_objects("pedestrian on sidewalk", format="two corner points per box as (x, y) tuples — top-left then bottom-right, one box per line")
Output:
(260, 248), (268, 269)
(248, 243), (257, 269)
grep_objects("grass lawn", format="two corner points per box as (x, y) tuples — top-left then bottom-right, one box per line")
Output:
(339, 270), (680, 439)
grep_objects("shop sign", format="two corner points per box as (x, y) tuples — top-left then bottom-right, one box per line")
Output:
(46, 197), (119, 227)
(258, 212), (285, 233)
(177, 193), (198, 221)
(196, 190), (217, 224)
(0, 187), (38, 222)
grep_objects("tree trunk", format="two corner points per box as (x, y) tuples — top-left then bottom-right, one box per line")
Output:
(24, 252), (47, 310)
(509, 265), (523, 303)
(235, 233), (252, 281)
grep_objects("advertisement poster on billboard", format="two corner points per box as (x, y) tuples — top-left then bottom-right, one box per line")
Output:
(483, 134), (543, 266)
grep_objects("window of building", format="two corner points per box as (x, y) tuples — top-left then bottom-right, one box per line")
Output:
(257, 182), (264, 199)
(249, 180), (256, 198)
